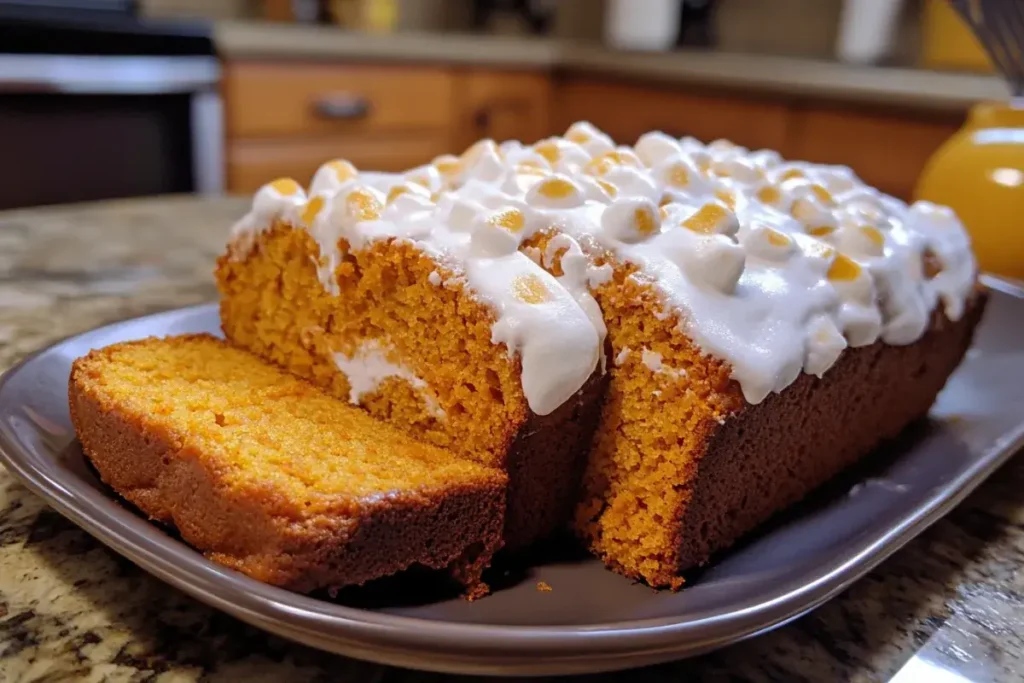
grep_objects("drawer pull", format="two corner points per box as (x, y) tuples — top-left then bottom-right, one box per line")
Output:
(313, 94), (371, 120)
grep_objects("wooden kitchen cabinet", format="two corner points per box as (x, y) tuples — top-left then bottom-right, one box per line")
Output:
(786, 106), (961, 200)
(554, 77), (791, 152)
(453, 70), (552, 151)
(223, 61), (457, 192)
(221, 59), (964, 202)
(224, 62), (455, 138)
(222, 62), (553, 193)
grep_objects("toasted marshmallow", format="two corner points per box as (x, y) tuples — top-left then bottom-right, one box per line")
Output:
(438, 195), (485, 232)
(678, 234), (746, 294)
(805, 315), (847, 377)
(837, 223), (886, 258)
(526, 174), (586, 209)
(602, 165), (660, 200)
(744, 223), (797, 261)
(681, 201), (739, 237)
(565, 121), (615, 156)
(471, 208), (524, 257)
(635, 131), (683, 167)
(310, 160), (358, 195)
(338, 185), (385, 224)
(601, 197), (662, 243)
(709, 157), (764, 184)
(653, 155), (712, 196)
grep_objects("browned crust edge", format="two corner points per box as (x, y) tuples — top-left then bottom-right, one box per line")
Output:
(502, 365), (610, 551)
(644, 289), (990, 589)
(68, 346), (506, 597)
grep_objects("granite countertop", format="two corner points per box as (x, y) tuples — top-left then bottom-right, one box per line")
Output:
(1, 196), (1023, 682)
(214, 20), (1009, 112)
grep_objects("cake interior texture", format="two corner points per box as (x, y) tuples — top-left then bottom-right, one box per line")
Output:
(577, 286), (985, 586)
(569, 261), (744, 587)
(69, 334), (506, 596)
(218, 225), (526, 466)
(217, 221), (607, 550)
(523, 225), (985, 587)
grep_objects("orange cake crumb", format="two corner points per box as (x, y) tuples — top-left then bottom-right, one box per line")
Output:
(217, 222), (606, 550)
(69, 334), (505, 596)
(219, 226), (525, 466)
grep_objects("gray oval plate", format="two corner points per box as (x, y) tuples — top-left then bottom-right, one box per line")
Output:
(1, 277), (1023, 677)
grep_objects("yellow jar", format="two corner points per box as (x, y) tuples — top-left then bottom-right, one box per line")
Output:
(915, 101), (1024, 279)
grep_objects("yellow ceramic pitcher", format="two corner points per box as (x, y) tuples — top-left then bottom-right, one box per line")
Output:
(915, 101), (1024, 279)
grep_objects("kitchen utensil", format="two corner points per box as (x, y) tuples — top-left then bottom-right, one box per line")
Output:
(949, 0), (1024, 95)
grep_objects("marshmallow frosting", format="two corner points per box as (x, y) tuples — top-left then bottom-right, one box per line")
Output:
(230, 121), (977, 408)
(228, 168), (604, 417)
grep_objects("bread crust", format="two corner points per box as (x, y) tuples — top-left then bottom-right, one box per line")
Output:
(502, 366), (610, 550)
(69, 339), (506, 597)
(657, 290), (990, 588)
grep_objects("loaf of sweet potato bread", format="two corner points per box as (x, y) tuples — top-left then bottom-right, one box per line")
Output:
(214, 122), (987, 589)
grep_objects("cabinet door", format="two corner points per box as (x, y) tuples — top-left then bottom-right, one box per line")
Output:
(555, 77), (791, 151)
(228, 134), (450, 194)
(224, 62), (456, 138)
(454, 70), (552, 150)
(787, 107), (961, 199)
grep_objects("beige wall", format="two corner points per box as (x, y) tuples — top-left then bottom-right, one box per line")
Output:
(555, 0), (605, 41)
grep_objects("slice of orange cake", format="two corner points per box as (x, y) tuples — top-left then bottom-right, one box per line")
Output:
(216, 164), (607, 550)
(70, 335), (505, 597)
(436, 122), (985, 587)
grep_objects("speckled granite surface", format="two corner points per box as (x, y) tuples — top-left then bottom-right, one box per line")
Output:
(1, 196), (1022, 682)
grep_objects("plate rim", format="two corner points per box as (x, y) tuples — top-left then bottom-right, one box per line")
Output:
(0, 275), (1022, 671)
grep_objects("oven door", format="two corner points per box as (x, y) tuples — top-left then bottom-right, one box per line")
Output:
(0, 54), (222, 210)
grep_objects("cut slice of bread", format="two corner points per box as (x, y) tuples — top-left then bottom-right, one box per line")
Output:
(69, 334), (505, 597)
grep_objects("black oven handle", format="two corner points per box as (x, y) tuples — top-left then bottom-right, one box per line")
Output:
(0, 55), (219, 94)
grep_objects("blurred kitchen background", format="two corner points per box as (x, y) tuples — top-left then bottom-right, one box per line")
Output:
(0, 0), (1010, 209)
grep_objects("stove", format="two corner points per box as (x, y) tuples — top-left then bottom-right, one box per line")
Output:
(0, 0), (223, 209)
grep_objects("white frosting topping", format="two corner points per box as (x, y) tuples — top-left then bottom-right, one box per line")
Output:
(641, 348), (687, 380)
(333, 341), (445, 418)
(433, 123), (978, 405)
(229, 168), (603, 417)
(230, 122), (977, 409)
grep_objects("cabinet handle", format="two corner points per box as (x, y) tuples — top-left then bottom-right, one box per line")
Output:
(312, 94), (371, 120)
(473, 107), (491, 131)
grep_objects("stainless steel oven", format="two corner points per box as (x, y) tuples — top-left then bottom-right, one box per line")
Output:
(0, 3), (222, 209)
